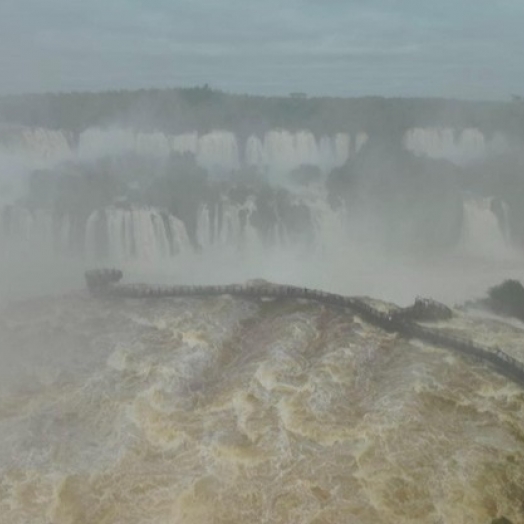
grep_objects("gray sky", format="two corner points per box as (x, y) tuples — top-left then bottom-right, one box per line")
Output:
(1, 0), (523, 99)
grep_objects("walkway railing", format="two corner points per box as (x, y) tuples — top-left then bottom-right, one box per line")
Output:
(85, 269), (524, 388)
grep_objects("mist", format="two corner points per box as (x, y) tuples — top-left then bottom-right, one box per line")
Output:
(1, 102), (523, 307)
(2, 4), (524, 519)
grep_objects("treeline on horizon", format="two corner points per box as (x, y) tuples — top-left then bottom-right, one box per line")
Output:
(1, 85), (524, 139)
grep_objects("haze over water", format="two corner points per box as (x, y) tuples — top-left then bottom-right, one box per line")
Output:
(1, 1), (524, 520)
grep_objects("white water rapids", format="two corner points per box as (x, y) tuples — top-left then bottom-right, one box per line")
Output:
(0, 125), (523, 523)
(0, 289), (523, 523)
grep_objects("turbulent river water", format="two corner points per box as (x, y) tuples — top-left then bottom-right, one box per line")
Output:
(0, 288), (523, 523)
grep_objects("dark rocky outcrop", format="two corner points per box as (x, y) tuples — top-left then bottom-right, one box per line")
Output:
(396, 297), (453, 322)
(85, 268), (123, 292)
(486, 279), (524, 322)
(491, 517), (514, 524)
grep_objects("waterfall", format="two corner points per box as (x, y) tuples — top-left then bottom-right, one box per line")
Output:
(0, 124), (511, 175)
(0, 125), (368, 184)
(75, 127), (355, 174)
(0, 126), (71, 160)
(0, 206), (75, 258)
(85, 207), (191, 263)
(0, 206), (191, 264)
(311, 202), (348, 255)
(0, 127), (72, 203)
(460, 197), (512, 258)
(245, 131), (354, 174)
(197, 131), (240, 172)
(403, 127), (507, 164)
(171, 132), (199, 155)
(2, 195), (521, 271)
(196, 199), (263, 252)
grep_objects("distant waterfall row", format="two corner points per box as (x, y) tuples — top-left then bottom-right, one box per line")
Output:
(0, 127), (364, 174)
(0, 196), (515, 263)
(0, 202), (314, 263)
(0, 126), (509, 173)
(403, 128), (507, 164)
(76, 129), (369, 174)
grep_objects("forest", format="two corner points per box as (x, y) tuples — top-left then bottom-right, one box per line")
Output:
(1, 86), (524, 139)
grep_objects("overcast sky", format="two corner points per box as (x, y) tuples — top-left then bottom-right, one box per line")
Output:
(0, 0), (523, 100)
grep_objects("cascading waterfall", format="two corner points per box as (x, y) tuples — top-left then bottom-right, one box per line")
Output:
(1, 125), (510, 176)
(491, 197), (511, 244)
(295, 185), (349, 255)
(0, 206), (75, 258)
(0, 206), (191, 264)
(245, 131), (356, 174)
(3, 126), (359, 174)
(196, 198), (263, 252)
(197, 131), (240, 172)
(1, 202), (296, 265)
(460, 197), (512, 258)
(2, 194), (520, 266)
(0, 127), (73, 202)
(0, 125), (72, 160)
(85, 207), (191, 263)
(403, 127), (507, 164)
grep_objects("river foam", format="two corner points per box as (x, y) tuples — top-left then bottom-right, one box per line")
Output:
(0, 292), (523, 523)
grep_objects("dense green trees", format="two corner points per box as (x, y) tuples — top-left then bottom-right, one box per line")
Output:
(1, 87), (524, 139)
(18, 150), (314, 249)
(327, 138), (464, 251)
(486, 280), (524, 321)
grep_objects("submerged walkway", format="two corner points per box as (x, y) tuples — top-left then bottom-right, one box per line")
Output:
(85, 269), (524, 389)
